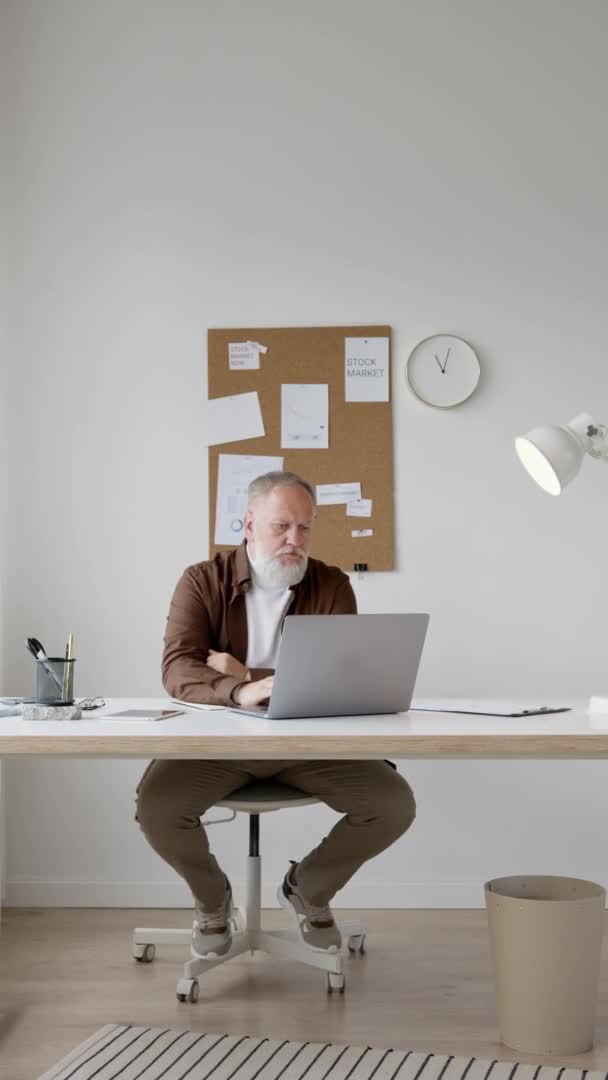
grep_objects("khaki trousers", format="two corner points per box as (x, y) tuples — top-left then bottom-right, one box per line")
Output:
(136, 758), (416, 910)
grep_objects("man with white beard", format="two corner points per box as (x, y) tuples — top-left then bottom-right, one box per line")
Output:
(136, 472), (415, 959)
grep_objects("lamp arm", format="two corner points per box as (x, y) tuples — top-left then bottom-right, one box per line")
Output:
(585, 422), (608, 462)
(565, 413), (608, 462)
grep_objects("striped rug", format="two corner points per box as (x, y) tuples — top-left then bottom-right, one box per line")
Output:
(39, 1027), (602, 1080)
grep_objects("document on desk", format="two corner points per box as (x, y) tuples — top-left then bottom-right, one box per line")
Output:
(171, 698), (225, 712)
(410, 701), (571, 717)
(105, 709), (186, 721)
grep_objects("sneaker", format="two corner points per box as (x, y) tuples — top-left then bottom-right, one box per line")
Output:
(191, 879), (234, 958)
(278, 861), (341, 950)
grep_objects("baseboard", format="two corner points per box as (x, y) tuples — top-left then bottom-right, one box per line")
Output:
(5, 879), (487, 908)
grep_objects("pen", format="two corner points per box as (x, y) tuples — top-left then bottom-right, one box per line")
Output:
(63, 633), (74, 701)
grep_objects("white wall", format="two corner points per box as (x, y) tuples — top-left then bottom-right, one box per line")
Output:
(0, 0), (16, 902)
(1, 0), (13, 689)
(1, 17), (6, 679)
(3, 0), (608, 908)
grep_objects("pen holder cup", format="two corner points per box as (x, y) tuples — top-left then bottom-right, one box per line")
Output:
(35, 658), (76, 705)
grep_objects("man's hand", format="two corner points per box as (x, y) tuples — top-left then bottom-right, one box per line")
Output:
(207, 650), (250, 681)
(235, 677), (274, 707)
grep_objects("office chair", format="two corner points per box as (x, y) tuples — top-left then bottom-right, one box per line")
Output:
(132, 781), (367, 1003)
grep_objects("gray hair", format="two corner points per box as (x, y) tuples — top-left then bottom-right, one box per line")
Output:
(247, 471), (316, 508)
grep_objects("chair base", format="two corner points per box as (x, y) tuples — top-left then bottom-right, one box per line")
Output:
(132, 855), (365, 1001)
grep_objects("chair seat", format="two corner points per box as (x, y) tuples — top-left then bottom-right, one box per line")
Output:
(217, 780), (320, 813)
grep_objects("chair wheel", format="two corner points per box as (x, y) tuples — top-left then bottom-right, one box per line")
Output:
(177, 979), (199, 1003)
(133, 944), (156, 963)
(327, 972), (345, 993)
(347, 933), (366, 955)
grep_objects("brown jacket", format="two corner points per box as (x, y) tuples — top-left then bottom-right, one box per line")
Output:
(162, 541), (357, 705)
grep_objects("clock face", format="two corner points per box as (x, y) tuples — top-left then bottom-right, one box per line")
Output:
(406, 334), (480, 407)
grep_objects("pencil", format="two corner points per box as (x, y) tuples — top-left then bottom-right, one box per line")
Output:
(64, 633), (74, 701)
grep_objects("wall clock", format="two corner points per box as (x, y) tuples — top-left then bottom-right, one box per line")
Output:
(406, 334), (480, 407)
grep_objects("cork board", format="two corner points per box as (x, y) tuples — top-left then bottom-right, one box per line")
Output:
(207, 325), (394, 571)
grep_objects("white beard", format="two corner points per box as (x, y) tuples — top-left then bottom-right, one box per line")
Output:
(248, 546), (308, 590)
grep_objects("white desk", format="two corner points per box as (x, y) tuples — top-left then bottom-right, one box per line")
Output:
(0, 697), (606, 759)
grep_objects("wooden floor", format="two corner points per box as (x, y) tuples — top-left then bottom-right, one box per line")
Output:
(2, 908), (608, 1080)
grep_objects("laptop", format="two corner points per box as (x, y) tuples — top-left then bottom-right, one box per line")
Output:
(231, 613), (429, 719)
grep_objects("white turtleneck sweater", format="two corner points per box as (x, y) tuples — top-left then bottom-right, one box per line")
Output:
(245, 580), (294, 670)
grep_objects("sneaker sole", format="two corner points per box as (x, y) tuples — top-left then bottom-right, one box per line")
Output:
(276, 884), (340, 952)
(190, 931), (233, 959)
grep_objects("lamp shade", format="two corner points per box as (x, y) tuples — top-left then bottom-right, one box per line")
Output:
(515, 423), (586, 495)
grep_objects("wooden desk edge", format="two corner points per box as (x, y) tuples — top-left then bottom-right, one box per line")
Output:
(2, 734), (608, 758)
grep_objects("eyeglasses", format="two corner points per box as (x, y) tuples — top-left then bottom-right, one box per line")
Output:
(78, 697), (106, 710)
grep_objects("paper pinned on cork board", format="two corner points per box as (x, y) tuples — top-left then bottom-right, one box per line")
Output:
(346, 498), (372, 517)
(345, 336), (390, 403)
(228, 341), (268, 370)
(215, 453), (284, 546)
(281, 384), (329, 449)
(203, 391), (265, 446)
(316, 482), (361, 506)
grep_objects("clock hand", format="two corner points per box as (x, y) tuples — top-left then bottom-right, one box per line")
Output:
(434, 353), (444, 373)
(441, 346), (451, 373)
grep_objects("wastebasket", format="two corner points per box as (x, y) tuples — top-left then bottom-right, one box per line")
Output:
(485, 875), (605, 1056)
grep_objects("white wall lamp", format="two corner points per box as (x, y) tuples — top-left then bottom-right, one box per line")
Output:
(515, 412), (608, 495)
